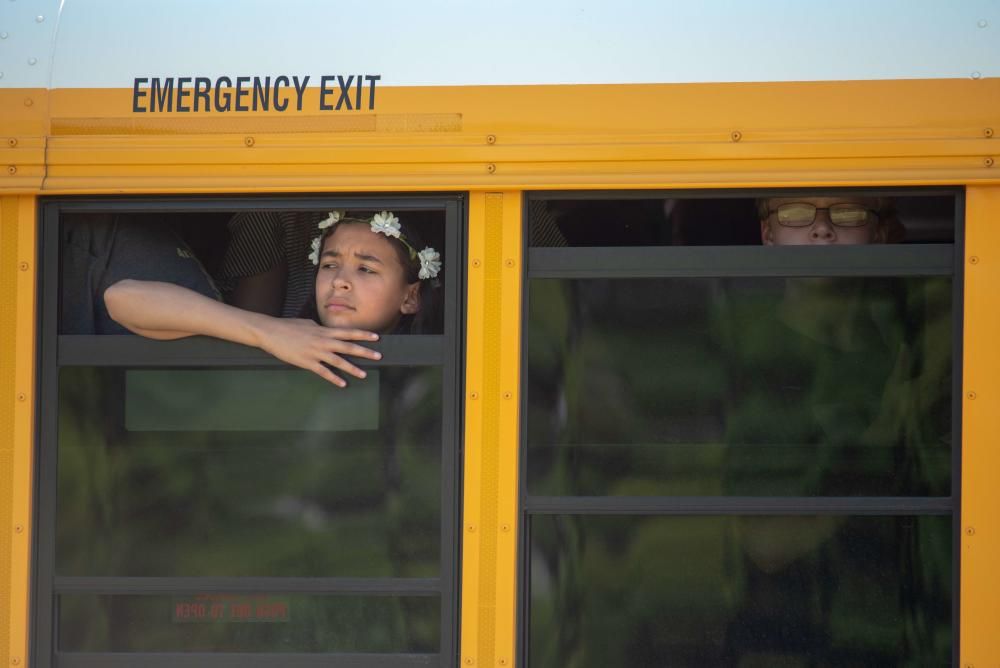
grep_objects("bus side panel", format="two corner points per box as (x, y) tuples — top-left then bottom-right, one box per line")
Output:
(0, 195), (37, 668)
(961, 185), (1000, 666)
(461, 192), (522, 668)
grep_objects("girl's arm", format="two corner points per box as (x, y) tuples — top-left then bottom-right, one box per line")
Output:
(104, 279), (381, 387)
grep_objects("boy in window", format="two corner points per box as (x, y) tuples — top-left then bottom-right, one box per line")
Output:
(721, 195), (949, 663)
(758, 196), (891, 245)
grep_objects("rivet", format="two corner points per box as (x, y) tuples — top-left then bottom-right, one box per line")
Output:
(486, 134), (496, 145)
(486, 163), (496, 174)
(16, 393), (25, 402)
(731, 130), (742, 142)
(23, 98), (32, 107)
(27, 57), (37, 66)
(244, 136), (255, 147)
(467, 524), (476, 532)
(14, 524), (23, 533)
(986, 128), (995, 138)
(464, 659), (475, 666)
(35, 14), (44, 22)
(7, 165), (16, 176)
(0, 32), (7, 39)
(978, 19), (988, 28)
(968, 391), (977, 400)
(966, 526), (976, 536)
(472, 259), (481, 268)
(501, 524), (510, 532)
(971, 71), (982, 80)
(499, 659), (508, 666)
(503, 392), (512, 400)
(470, 392), (479, 400)
(985, 157), (994, 168)
(11, 658), (21, 666)
(18, 261), (28, 271)
(969, 256), (980, 265)
(8, 138), (17, 147)
(504, 258), (515, 268)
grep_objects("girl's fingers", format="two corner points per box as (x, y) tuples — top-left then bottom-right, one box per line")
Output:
(325, 328), (380, 341)
(323, 352), (367, 379)
(311, 362), (347, 388)
(325, 339), (383, 360)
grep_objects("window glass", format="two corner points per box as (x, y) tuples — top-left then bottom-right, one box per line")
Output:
(527, 276), (952, 496)
(124, 369), (382, 431)
(59, 594), (439, 653)
(57, 366), (442, 577)
(529, 515), (951, 667)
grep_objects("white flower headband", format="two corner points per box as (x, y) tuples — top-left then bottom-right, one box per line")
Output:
(308, 210), (442, 281)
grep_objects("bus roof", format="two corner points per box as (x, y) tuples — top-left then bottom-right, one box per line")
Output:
(1, 0), (997, 89)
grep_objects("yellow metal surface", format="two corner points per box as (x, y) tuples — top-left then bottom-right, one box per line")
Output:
(460, 194), (486, 666)
(0, 79), (997, 193)
(0, 74), (995, 664)
(495, 194), (522, 667)
(961, 186), (1000, 667)
(0, 195), (36, 668)
(461, 192), (522, 667)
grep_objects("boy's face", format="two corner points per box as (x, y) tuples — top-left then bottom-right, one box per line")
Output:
(760, 196), (885, 246)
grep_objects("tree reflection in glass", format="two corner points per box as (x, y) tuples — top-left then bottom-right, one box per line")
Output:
(55, 365), (442, 651)
(529, 515), (951, 667)
(526, 277), (952, 497)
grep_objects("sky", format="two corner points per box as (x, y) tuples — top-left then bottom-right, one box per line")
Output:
(1, 0), (998, 88)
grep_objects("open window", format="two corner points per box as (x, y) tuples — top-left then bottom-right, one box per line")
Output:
(522, 189), (959, 666)
(35, 197), (464, 667)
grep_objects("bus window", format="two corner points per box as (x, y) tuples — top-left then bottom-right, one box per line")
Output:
(530, 193), (955, 246)
(522, 189), (958, 666)
(37, 198), (463, 663)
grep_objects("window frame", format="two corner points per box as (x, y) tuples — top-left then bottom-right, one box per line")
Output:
(517, 186), (965, 667)
(33, 194), (467, 668)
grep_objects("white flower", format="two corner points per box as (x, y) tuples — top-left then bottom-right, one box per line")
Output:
(317, 210), (344, 230)
(417, 246), (442, 280)
(370, 211), (401, 238)
(307, 236), (321, 265)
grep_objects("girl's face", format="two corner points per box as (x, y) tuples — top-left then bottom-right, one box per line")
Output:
(314, 223), (421, 332)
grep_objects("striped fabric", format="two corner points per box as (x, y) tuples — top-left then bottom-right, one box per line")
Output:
(217, 210), (324, 317)
(530, 200), (567, 247)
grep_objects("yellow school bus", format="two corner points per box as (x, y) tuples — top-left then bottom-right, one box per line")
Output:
(2, 2), (998, 666)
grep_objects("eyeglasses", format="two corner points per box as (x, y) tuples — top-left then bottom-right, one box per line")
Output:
(771, 202), (877, 228)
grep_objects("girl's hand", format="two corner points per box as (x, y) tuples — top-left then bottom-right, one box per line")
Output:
(254, 317), (382, 387)
(105, 281), (383, 387)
